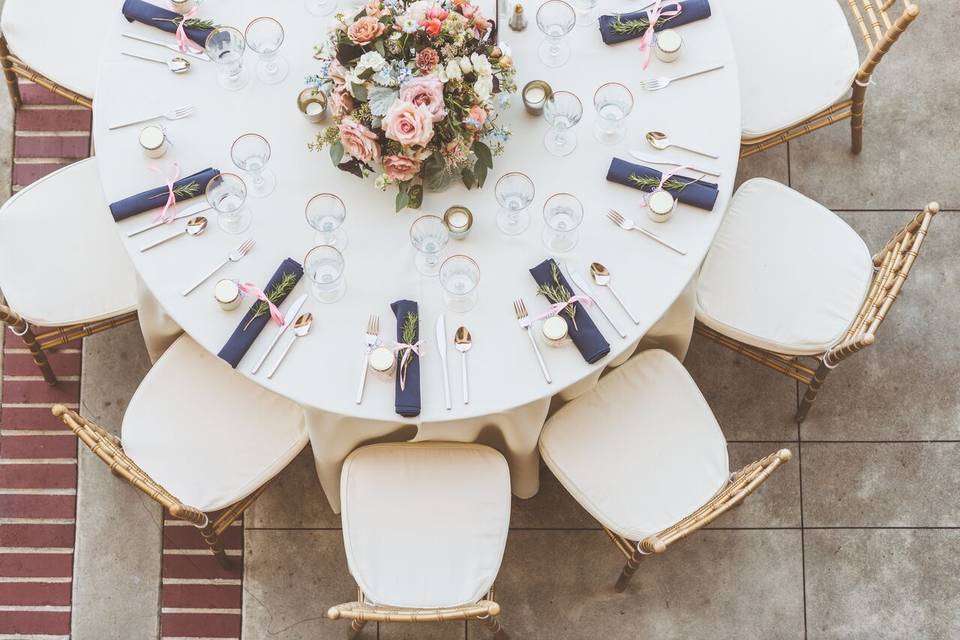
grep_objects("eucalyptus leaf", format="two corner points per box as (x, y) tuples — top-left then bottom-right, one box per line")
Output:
(472, 141), (493, 169)
(461, 167), (475, 189)
(408, 185), (424, 209)
(396, 189), (409, 212)
(350, 82), (368, 101)
(367, 86), (399, 116)
(474, 160), (488, 188)
(330, 140), (344, 165)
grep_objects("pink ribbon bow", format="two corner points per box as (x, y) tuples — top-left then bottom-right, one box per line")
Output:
(638, 0), (683, 69)
(638, 165), (707, 209)
(175, 7), (206, 55)
(237, 283), (285, 326)
(148, 162), (181, 223)
(520, 295), (594, 328)
(393, 340), (423, 391)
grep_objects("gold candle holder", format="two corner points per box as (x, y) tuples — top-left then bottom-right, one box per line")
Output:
(298, 88), (328, 123)
(443, 205), (474, 240)
(522, 80), (552, 116)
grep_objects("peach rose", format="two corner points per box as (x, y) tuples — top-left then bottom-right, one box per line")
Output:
(383, 154), (422, 181)
(365, 0), (388, 16)
(328, 60), (348, 88)
(383, 100), (435, 148)
(466, 104), (487, 127)
(420, 17), (442, 37)
(338, 118), (380, 164)
(329, 86), (354, 117)
(399, 75), (446, 123)
(347, 16), (386, 45)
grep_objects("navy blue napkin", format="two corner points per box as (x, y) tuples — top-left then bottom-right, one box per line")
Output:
(390, 300), (421, 418)
(122, 0), (213, 47)
(529, 259), (610, 365)
(109, 168), (220, 222)
(607, 158), (719, 211)
(599, 0), (711, 45)
(218, 259), (304, 368)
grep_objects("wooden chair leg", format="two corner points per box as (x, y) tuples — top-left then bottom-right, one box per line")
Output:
(0, 35), (22, 110)
(15, 324), (57, 385)
(347, 619), (367, 639)
(479, 614), (508, 639)
(797, 361), (832, 424)
(198, 522), (232, 570)
(614, 549), (643, 593)
(850, 82), (867, 154)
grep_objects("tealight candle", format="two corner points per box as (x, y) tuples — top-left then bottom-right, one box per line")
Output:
(139, 125), (168, 159)
(297, 88), (328, 123)
(655, 29), (683, 63)
(542, 315), (570, 347)
(522, 80), (552, 116)
(214, 279), (242, 311)
(443, 205), (473, 240)
(169, 0), (198, 15)
(368, 346), (396, 379)
(647, 190), (677, 223)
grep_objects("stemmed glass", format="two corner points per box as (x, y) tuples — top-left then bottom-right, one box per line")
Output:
(206, 173), (252, 234)
(304, 245), (346, 303)
(542, 193), (583, 253)
(571, 0), (599, 28)
(537, 1), (576, 68)
(205, 27), (249, 91)
(305, 0), (337, 16)
(230, 134), (276, 198)
(495, 172), (535, 236)
(305, 193), (348, 250)
(409, 215), (449, 277)
(244, 17), (289, 85)
(543, 91), (582, 157)
(593, 83), (634, 145)
(439, 255), (481, 313)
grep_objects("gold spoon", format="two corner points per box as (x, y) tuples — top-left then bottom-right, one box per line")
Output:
(645, 130), (719, 160)
(121, 51), (192, 74)
(454, 326), (472, 405)
(590, 262), (639, 325)
(267, 313), (314, 379)
(140, 216), (207, 252)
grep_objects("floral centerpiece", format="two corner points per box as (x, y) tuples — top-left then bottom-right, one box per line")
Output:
(308, 0), (517, 211)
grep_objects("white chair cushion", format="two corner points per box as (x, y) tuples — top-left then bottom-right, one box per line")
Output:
(0, 158), (137, 326)
(1, 0), (113, 99)
(340, 443), (511, 609)
(539, 350), (730, 541)
(725, 0), (861, 137)
(121, 335), (308, 513)
(696, 178), (874, 356)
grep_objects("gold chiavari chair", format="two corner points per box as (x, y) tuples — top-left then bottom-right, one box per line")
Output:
(539, 349), (792, 592)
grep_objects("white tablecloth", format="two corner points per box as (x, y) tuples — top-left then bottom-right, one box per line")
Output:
(93, 0), (741, 512)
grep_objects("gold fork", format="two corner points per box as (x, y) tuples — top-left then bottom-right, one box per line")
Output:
(513, 298), (552, 384)
(606, 209), (686, 255)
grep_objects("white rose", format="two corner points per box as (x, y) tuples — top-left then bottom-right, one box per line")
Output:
(357, 51), (386, 72)
(458, 56), (473, 74)
(470, 52), (492, 77)
(474, 74), (493, 101)
(445, 59), (463, 81)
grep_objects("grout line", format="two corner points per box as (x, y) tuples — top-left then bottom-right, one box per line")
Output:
(796, 381), (808, 640)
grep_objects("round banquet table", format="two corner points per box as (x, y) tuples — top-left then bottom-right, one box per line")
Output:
(93, 0), (741, 512)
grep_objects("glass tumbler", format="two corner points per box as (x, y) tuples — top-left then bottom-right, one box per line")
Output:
(304, 245), (346, 303)
(593, 82), (634, 145)
(245, 17), (289, 85)
(495, 172), (535, 236)
(542, 193), (583, 253)
(230, 133), (276, 198)
(304, 193), (348, 250)
(205, 27), (250, 91)
(543, 91), (583, 157)
(439, 255), (480, 313)
(571, 0), (599, 28)
(206, 173), (252, 234)
(536, 1), (576, 68)
(409, 215), (449, 277)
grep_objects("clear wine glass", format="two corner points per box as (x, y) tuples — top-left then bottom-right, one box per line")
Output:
(593, 82), (634, 145)
(495, 172), (535, 236)
(244, 17), (289, 85)
(304, 193), (348, 250)
(304, 245), (346, 303)
(439, 255), (481, 313)
(571, 0), (599, 28)
(204, 27), (250, 91)
(409, 215), (449, 277)
(230, 133), (276, 198)
(543, 91), (583, 157)
(537, 1), (575, 68)
(542, 193), (583, 253)
(206, 173), (252, 234)
(305, 0), (337, 16)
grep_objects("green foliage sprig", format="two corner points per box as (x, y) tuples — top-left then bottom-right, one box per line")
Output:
(628, 174), (690, 193)
(148, 180), (201, 201)
(153, 16), (218, 30)
(536, 262), (578, 330)
(398, 311), (419, 389)
(243, 273), (299, 331)
(609, 14), (674, 35)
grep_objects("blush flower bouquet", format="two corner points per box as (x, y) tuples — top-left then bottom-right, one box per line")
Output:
(308, 0), (517, 211)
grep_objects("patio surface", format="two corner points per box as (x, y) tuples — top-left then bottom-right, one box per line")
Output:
(1, 4), (959, 638)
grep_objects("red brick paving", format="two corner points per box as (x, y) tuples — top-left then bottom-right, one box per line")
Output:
(0, 581), (72, 606)
(161, 583), (244, 609)
(0, 610), (72, 635)
(0, 493), (76, 519)
(160, 612), (242, 638)
(0, 434), (77, 459)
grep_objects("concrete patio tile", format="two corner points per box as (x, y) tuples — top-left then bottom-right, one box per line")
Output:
(804, 529), (960, 639)
(735, 142), (788, 190)
(468, 529), (804, 639)
(801, 442), (960, 527)
(510, 463), (598, 530)
(707, 442), (801, 529)
(0, 78), (11, 201)
(74, 323), (160, 640)
(243, 530), (355, 639)
(246, 448), (340, 529)
(789, 3), (960, 210)
(380, 621), (466, 639)
(798, 210), (959, 441)
(684, 333), (799, 441)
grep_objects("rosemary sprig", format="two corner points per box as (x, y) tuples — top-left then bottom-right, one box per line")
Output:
(536, 263), (578, 330)
(609, 14), (673, 35)
(147, 180), (201, 200)
(398, 311), (419, 390)
(628, 174), (690, 193)
(152, 16), (218, 30)
(243, 273), (298, 331)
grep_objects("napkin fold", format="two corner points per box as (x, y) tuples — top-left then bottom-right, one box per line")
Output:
(529, 259), (610, 364)
(598, 0), (711, 45)
(607, 157), (719, 211)
(121, 0), (213, 47)
(109, 168), (220, 222)
(218, 258), (304, 368)
(391, 299), (421, 418)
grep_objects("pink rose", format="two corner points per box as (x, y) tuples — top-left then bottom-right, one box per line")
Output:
(329, 86), (354, 117)
(420, 17), (442, 37)
(383, 100), (435, 148)
(466, 104), (487, 128)
(425, 5), (448, 20)
(338, 118), (380, 164)
(383, 154), (422, 181)
(399, 75), (446, 123)
(347, 16), (386, 45)
(365, 0), (387, 16)
(328, 60), (348, 88)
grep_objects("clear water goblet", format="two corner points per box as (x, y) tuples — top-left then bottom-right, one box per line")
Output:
(304, 245), (346, 303)
(593, 82), (634, 145)
(543, 91), (583, 157)
(304, 193), (348, 250)
(439, 255), (480, 313)
(305, 0), (337, 16)
(537, 1), (576, 68)
(230, 133), (276, 198)
(542, 193), (583, 253)
(409, 215), (449, 277)
(206, 173), (252, 234)
(495, 172), (535, 236)
(244, 17), (290, 85)
(571, 0), (599, 28)
(205, 27), (250, 91)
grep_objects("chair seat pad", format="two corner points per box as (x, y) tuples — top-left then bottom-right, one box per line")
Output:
(341, 443), (511, 609)
(1, 0), (113, 99)
(539, 350), (730, 541)
(725, 0), (860, 137)
(0, 158), (137, 326)
(121, 335), (307, 513)
(696, 178), (874, 355)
